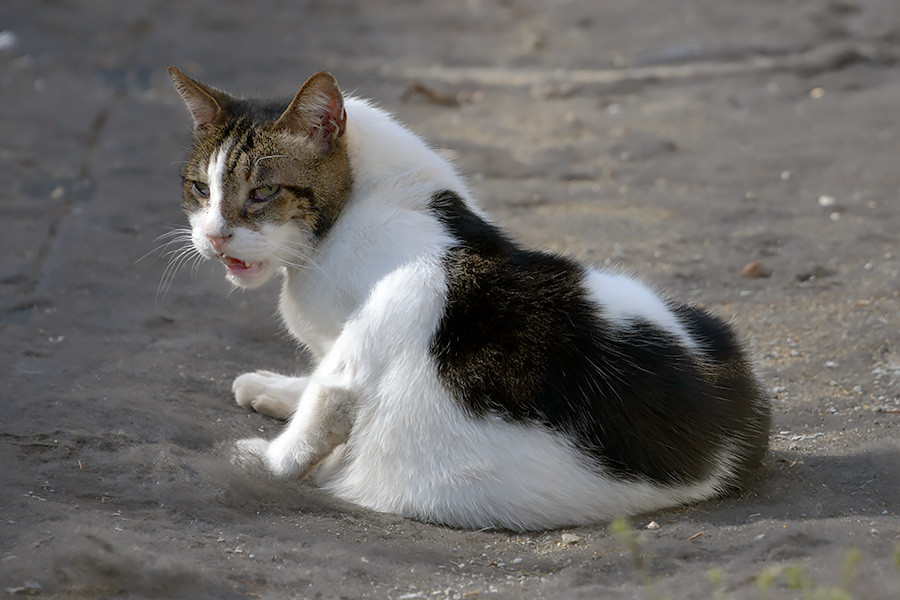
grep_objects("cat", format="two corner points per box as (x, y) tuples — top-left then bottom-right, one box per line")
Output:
(167, 66), (770, 531)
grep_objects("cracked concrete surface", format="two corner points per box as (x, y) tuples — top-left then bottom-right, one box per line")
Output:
(2, 0), (900, 598)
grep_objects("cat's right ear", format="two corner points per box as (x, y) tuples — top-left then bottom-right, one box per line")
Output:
(274, 72), (346, 153)
(168, 66), (228, 132)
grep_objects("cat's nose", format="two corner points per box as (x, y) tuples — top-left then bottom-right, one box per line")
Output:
(208, 233), (232, 253)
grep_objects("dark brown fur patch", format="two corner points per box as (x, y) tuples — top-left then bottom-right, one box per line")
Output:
(428, 190), (771, 486)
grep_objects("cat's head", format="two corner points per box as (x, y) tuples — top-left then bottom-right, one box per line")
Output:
(168, 67), (351, 289)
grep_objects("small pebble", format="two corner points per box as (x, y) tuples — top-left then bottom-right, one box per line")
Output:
(818, 195), (836, 207)
(809, 87), (825, 99)
(561, 533), (581, 544)
(740, 260), (771, 279)
(0, 31), (17, 52)
(646, 521), (660, 530)
(5, 582), (42, 595)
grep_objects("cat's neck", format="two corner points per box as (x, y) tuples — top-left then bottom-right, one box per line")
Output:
(278, 99), (465, 357)
(343, 98), (464, 203)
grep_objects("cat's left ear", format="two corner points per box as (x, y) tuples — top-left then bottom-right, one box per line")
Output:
(274, 72), (346, 152)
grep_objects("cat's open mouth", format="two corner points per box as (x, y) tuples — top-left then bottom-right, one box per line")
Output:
(220, 254), (264, 277)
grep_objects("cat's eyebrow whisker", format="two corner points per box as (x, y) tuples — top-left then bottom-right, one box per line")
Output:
(253, 154), (290, 168)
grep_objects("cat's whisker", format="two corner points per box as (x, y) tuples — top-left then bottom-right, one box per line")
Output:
(189, 253), (206, 278)
(136, 228), (195, 264)
(159, 233), (193, 246)
(274, 258), (310, 272)
(154, 228), (193, 242)
(276, 246), (313, 262)
(167, 252), (197, 291)
(272, 254), (313, 271)
(274, 240), (316, 261)
(160, 245), (193, 279)
(276, 239), (315, 254)
(156, 244), (202, 302)
(136, 230), (194, 264)
(161, 239), (196, 258)
(274, 244), (336, 289)
(277, 241), (328, 265)
(157, 253), (188, 300)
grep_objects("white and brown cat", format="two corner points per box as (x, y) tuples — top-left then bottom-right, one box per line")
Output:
(168, 67), (770, 531)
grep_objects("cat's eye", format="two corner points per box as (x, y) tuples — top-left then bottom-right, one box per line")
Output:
(250, 185), (281, 203)
(192, 181), (210, 197)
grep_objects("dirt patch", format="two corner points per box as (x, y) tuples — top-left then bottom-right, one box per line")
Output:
(2, 0), (899, 598)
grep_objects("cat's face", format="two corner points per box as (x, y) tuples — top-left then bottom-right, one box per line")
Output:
(169, 68), (351, 289)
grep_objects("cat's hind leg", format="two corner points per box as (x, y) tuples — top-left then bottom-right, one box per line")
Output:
(232, 371), (309, 420)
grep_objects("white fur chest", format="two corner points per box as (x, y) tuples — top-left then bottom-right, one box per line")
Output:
(278, 270), (347, 359)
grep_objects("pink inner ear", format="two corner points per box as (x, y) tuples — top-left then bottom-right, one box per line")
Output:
(275, 73), (346, 146)
(314, 97), (346, 142)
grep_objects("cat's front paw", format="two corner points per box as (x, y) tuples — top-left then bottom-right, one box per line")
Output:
(231, 436), (304, 478)
(231, 437), (270, 470)
(232, 371), (308, 420)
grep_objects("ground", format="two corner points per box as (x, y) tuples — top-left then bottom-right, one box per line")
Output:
(2, 0), (899, 598)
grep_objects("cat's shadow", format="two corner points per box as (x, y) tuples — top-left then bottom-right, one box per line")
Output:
(206, 443), (900, 535)
(675, 446), (900, 527)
